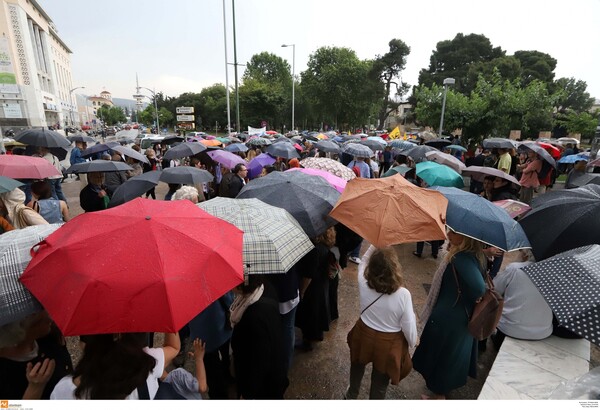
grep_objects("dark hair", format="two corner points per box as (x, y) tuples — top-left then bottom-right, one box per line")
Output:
(483, 176), (495, 183)
(233, 163), (246, 174)
(189, 157), (201, 167)
(30, 180), (52, 200)
(263, 165), (275, 174)
(238, 274), (264, 295)
(364, 247), (403, 295)
(73, 333), (156, 399)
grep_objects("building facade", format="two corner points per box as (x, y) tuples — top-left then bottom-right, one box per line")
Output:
(0, 0), (75, 132)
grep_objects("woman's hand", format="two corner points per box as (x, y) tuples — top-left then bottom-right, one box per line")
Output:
(98, 190), (107, 198)
(189, 338), (206, 361)
(23, 358), (55, 399)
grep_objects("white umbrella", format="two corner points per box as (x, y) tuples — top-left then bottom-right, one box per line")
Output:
(425, 150), (466, 173)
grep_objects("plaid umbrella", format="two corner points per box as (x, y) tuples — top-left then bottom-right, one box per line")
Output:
(0, 224), (62, 326)
(343, 143), (374, 158)
(299, 157), (356, 181)
(522, 245), (600, 347)
(199, 197), (314, 275)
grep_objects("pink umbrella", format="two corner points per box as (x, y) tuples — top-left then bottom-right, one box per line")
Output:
(204, 135), (217, 140)
(294, 143), (303, 151)
(285, 168), (346, 193)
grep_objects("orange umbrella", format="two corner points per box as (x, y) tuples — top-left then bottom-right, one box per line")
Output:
(200, 139), (223, 147)
(329, 174), (448, 248)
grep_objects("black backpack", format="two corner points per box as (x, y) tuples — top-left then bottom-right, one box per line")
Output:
(537, 160), (552, 181)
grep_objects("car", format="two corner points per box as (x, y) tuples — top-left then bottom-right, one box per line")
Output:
(138, 135), (164, 150)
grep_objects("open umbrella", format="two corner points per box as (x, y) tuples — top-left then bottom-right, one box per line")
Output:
(492, 199), (532, 219)
(162, 135), (185, 145)
(266, 143), (300, 159)
(163, 142), (207, 160)
(558, 154), (590, 164)
(522, 245), (600, 346)
(519, 141), (557, 168)
(20, 198), (244, 335)
(382, 165), (413, 178)
(225, 143), (249, 153)
(424, 151), (466, 173)
(401, 145), (439, 163)
(343, 143), (374, 158)
(0, 224), (61, 326)
(446, 144), (467, 152)
(424, 138), (452, 149)
(160, 166), (214, 185)
(22, 145), (68, 161)
(14, 128), (70, 148)
(247, 153), (276, 179)
(482, 138), (517, 150)
(200, 139), (222, 147)
(299, 157), (356, 181)
(314, 140), (341, 154)
(538, 142), (561, 159)
(519, 185), (600, 260)
(330, 174), (448, 248)
(0, 155), (62, 179)
(237, 171), (341, 238)
(67, 134), (95, 143)
(65, 160), (133, 174)
(567, 173), (600, 188)
(207, 150), (247, 169)
(108, 171), (162, 207)
(462, 166), (520, 186)
(199, 197), (314, 275)
(82, 141), (120, 158)
(416, 161), (464, 188)
(285, 168), (347, 193)
(418, 131), (437, 141)
(389, 140), (416, 150)
(112, 145), (149, 164)
(246, 137), (272, 147)
(358, 140), (386, 151)
(0, 176), (24, 193)
(432, 187), (531, 251)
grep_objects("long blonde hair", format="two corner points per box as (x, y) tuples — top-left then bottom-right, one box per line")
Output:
(445, 234), (487, 271)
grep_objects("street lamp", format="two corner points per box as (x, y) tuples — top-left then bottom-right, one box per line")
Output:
(281, 44), (295, 133)
(69, 86), (85, 127)
(134, 86), (160, 134)
(438, 77), (455, 138)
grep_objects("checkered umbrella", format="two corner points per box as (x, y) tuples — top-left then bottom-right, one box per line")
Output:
(0, 224), (62, 326)
(199, 198), (314, 275)
(343, 143), (374, 158)
(299, 157), (356, 181)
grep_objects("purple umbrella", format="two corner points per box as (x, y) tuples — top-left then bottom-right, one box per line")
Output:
(248, 153), (276, 179)
(285, 168), (346, 193)
(207, 150), (247, 170)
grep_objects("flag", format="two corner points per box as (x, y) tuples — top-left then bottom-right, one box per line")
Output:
(388, 126), (400, 140)
(403, 132), (408, 140)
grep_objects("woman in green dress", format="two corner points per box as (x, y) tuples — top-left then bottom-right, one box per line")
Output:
(412, 230), (486, 399)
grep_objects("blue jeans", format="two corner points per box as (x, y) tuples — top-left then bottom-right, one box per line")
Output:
(350, 241), (362, 259)
(281, 304), (298, 372)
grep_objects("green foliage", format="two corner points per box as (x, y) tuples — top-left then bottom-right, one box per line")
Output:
(554, 110), (599, 139)
(552, 77), (595, 113)
(513, 50), (557, 86)
(97, 104), (126, 125)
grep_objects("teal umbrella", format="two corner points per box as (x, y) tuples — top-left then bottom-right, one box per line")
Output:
(0, 176), (24, 194)
(382, 165), (412, 178)
(416, 161), (464, 188)
(446, 144), (467, 152)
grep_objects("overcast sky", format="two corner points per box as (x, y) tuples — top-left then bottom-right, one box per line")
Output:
(42, 0), (600, 101)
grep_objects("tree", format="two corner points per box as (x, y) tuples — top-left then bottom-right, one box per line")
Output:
(370, 39), (411, 130)
(513, 50), (557, 86)
(96, 104), (126, 125)
(554, 110), (600, 141)
(465, 56), (522, 93)
(243, 52), (292, 85)
(198, 85), (229, 131)
(552, 77), (595, 113)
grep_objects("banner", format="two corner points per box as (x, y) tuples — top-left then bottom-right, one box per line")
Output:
(248, 126), (266, 136)
(0, 38), (19, 94)
(388, 126), (400, 140)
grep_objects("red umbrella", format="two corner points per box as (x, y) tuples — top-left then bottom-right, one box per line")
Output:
(20, 198), (244, 336)
(537, 142), (561, 159)
(0, 155), (62, 179)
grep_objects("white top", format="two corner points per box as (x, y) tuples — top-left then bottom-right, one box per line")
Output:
(493, 261), (553, 340)
(358, 245), (418, 348)
(50, 347), (165, 400)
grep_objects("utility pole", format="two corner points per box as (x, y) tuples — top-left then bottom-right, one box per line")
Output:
(232, 0), (240, 133)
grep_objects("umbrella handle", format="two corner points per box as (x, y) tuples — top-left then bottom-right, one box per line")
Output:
(30, 240), (47, 257)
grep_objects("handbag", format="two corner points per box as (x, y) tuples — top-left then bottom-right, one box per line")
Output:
(452, 264), (504, 341)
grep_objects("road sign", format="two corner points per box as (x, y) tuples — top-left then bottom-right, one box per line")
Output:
(177, 115), (195, 122)
(176, 107), (194, 114)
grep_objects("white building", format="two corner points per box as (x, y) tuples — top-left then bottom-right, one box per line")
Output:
(0, 0), (76, 131)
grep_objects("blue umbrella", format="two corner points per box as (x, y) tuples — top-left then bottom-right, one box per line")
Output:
(432, 187), (531, 251)
(558, 154), (589, 164)
(416, 161), (464, 188)
(0, 176), (24, 194)
(225, 143), (249, 153)
(446, 144), (467, 152)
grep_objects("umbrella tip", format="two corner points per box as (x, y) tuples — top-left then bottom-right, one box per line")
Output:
(145, 216), (151, 220)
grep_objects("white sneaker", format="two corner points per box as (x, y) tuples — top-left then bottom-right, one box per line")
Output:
(349, 256), (361, 264)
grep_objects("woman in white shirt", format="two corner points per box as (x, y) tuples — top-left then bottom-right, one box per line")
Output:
(345, 245), (417, 399)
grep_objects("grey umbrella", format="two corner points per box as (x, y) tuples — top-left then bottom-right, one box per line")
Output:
(315, 140), (341, 153)
(266, 143), (300, 159)
(343, 143), (374, 158)
(159, 166), (214, 185)
(236, 170), (341, 238)
(358, 140), (386, 151)
(568, 173), (600, 188)
(163, 142), (207, 160)
(65, 160), (133, 174)
(82, 141), (120, 158)
(67, 134), (95, 143)
(14, 128), (70, 148)
(482, 138), (517, 150)
(108, 171), (162, 207)
(401, 145), (439, 163)
(111, 145), (149, 164)
(519, 141), (557, 168)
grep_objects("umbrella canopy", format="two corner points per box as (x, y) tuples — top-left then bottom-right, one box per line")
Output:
(482, 138), (517, 150)
(265, 143), (300, 159)
(67, 134), (95, 143)
(14, 128), (70, 148)
(367, 136), (387, 144)
(314, 140), (341, 154)
(343, 143), (374, 158)
(0, 155), (62, 179)
(522, 245), (600, 347)
(401, 145), (439, 163)
(519, 185), (600, 260)
(567, 173), (600, 188)
(416, 161), (464, 188)
(224, 143), (249, 153)
(538, 142), (561, 159)
(0, 224), (61, 326)
(246, 137), (272, 147)
(389, 140), (416, 150)
(558, 154), (590, 164)
(200, 139), (222, 147)
(330, 174), (448, 248)
(112, 145), (149, 164)
(162, 135), (185, 145)
(446, 144), (467, 152)
(557, 137), (580, 146)
(358, 139), (386, 151)
(65, 160), (133, 174)
(382, 165), (413, 178)
(247, 153), (276, 179)
(207, 150), (247, 169)
(237, 171), (341, 238)
(163, 142), (207, 160)
(432, 187), (531, 251)
(20, 198), (244, 335)
(424, 138), (452, 149)
(418, 131), (437, 141)
(492, 199), (532, 219)
(424, 151), (466, 173)
(462, 166), (520, 186)
(285, 168), (347, 193)
(199, 197), (314, 275)
(82, 141), (120, 158)
(160, 166), (214, 185)
(0, 176), (24, 193)
(519, 141), (557, 168)
(108, 170), (162, 207)
(299, 157), (356, 181)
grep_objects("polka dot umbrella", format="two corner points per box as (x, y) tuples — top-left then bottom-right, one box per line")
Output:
(522, 244), (600, 347)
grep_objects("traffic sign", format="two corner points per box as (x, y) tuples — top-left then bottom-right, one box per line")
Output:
(177, 115), (195, 122)
(176, 106), (194, 114)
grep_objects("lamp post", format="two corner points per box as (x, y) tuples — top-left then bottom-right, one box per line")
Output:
(281, 44), (295, 133)
(69, 86), (85, 127)
(135, 86), (160, 134)
(438, 77), (455, 138)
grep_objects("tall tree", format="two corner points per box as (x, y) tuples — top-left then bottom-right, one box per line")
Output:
(513, 50), (557, 86)
(552, 77), (595, 113)
(370, 39), (411, 130)
(464, 56), (522, 93)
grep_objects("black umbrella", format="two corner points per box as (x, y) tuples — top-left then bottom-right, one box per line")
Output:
(159, 166), (214, 185)
(314, 140), (340, 153)
(568, 173), (600, 188)
(67, 134), (95, 143)
(162, 135), (184, 145)
(163, 142), (207, 160)
(82, 142), (120, 158)
(65, 160), (133, 174)
(519, 141), (557, 168)
(112, 145), (149, 164)
(108, 171), (161, 208)
(343, 143), (374, 158)
(14, 128), (70, 148)
(266, 143), (300, 159)
(401, 145), (439, 163)
(236, 170), (341, 238)
(482, 138), (517, 150)
(23, 145), (68, 161)
(519, 185), (600, 261)
(424, 138), (452, 149)
(522, 245), (600, 347)
(358, 140), (386, 151)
